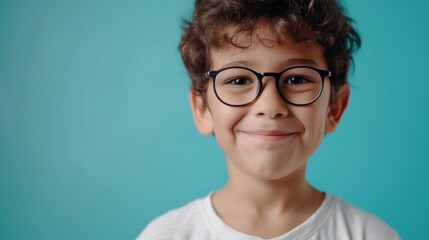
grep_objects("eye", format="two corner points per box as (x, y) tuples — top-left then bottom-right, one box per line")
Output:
(285, 76), (311, 84)
(226, 77), (253, 85)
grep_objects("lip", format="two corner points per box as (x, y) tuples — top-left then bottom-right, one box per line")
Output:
(240, 130), (297, 142)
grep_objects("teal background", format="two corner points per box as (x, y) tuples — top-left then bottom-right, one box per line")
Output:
(1, 0), (428, 239)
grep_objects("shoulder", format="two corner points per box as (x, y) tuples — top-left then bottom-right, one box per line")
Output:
(136, 196), (213, 240)
(324, 194), (401, 240)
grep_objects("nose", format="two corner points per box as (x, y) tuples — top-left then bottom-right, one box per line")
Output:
(252, 77), (289, 119)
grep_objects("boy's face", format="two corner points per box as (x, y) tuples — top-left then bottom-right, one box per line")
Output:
(191, 26), (349, 181)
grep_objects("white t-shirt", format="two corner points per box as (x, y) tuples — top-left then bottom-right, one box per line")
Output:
(137, 193), (400, 240)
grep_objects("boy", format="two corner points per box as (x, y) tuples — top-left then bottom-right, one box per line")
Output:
(138, 0), (400, 239)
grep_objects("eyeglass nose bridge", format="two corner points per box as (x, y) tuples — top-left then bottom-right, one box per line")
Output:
(253, 71), (287, 103)
(256, 71), (282, 80)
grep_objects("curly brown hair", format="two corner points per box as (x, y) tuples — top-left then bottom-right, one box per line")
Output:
(179, 0), (361, 100)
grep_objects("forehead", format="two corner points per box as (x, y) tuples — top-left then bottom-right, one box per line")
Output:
(209, 23), (327, 71)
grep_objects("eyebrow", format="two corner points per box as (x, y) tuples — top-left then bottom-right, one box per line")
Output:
(219, 58), (320, 70)
(280, 58), (319, 68)
(220, 60), (255, 69)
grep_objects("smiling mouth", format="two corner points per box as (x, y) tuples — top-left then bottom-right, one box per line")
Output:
(240, 130), (298, 142)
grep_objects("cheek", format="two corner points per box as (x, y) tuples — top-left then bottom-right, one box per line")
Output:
(307, 87), (331, 132)
(210, 105), (243, 133)
(206, 91), (242, 134)
(210, 108), (244, 158)
(295, 101), (330, 139)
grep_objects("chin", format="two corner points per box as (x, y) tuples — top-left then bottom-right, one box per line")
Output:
(247, 162), (306, 181)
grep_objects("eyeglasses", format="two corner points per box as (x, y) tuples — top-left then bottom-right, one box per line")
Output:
(206, 66), (333, 107)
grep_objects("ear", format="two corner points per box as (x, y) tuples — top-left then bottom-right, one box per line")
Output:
(325, 84), (350, 133)
(190, 90), (214, 135)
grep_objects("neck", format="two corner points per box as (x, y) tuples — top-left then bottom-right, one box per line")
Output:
(211, 160), (324, 238)
(219, 168), (318, 209)
(213, 162), (323, 217)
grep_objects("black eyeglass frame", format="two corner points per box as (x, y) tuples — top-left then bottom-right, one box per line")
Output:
(206, 66), (334, 107)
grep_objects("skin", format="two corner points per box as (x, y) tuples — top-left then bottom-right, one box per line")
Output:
(190, 24), (350, 238)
